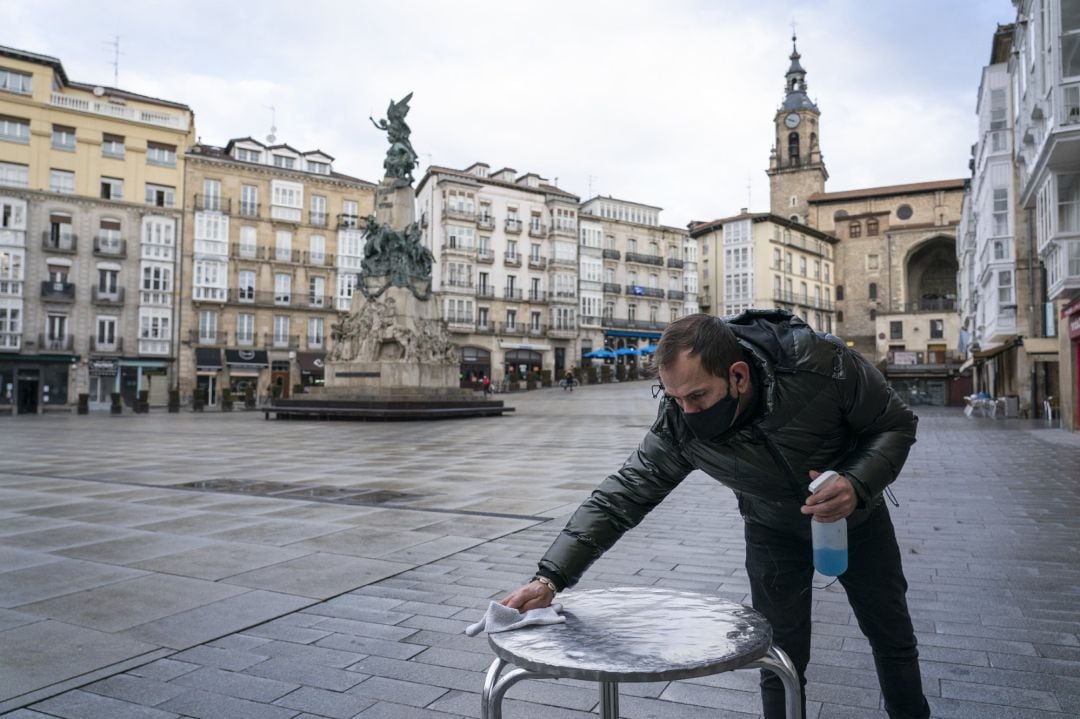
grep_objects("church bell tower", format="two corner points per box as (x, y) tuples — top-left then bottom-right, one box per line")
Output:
(767, 34), (828, 223)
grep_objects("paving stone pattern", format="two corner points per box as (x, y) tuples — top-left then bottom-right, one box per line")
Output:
(1, 384), (1079, 717)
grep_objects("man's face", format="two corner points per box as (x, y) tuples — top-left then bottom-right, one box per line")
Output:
(658, 349), (732, 413)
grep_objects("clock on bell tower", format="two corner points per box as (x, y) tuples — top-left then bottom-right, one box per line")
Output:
(767, 33), (828, 223)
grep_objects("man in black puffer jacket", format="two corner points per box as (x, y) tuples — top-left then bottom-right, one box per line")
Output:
(502, 310), (930, 719)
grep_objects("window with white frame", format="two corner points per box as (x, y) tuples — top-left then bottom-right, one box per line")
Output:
(95, 316), (117, 347)
(202, 179), (222, 211)
(0, 116), (29, 143)
(273, 315), (290, 344)
(274, 273), (291, 304)
(271, 180), (303, 221)
(0, 299), (21, 348)
(100, 176), (123, 200)
(725, 246), (751, 271)
(235, 147), (261, 163)
(308, 317), (324, 347)
(97, 268), (118, 294)
(139, 308), (170, 339)
(52, 125), (76, 151)
(309, 235), (325, 265)
(998, 270), (1013, 305)
(1058, 173), (1080, 233)
(233, 269), (253, 302)
(555, 241), (576, 262)
(446, 189), (475, 215)
(273, 155), (296, 170)
(275, 230), (292, 261)
(581, 258), (602, 282)
(240, 184), (258, 216)
(555, 273), (575, 297)
(1062, 4), (1080, 78)
(239, 226), (257, 258)
(722, 219), (751, 245)
(46, 313), (68, 342)
(198, 311), (218, 343)
(140, 263), (172, 304)
(447, 224), (475, 249)
(580, 225), (602, 247)
(0, 68), (32, 95)
(993, 187), (1009, 236)
(102, 133), (124, 158)
(236, 314), (255, 345)
(0, 249), (24, 295)
(799, 256), (807, 276)
(192, 260), (226, 301)
(49, 169), (74, 194)
(555, 207), (576, 233)
(342, 199), (359, 225)
(309, 276), (325, 307)
(145, 183), (175, 207)
(445, 297), (473, 323)
(993, 240), (1007, 260)
(310, 195), (327, 226)
(553, 306), (575, 330)
(142, 217), (175, 260)
(684, 273), (698, 294)
(580, 295), (601, 319)
(146, 142), (176, 166)
(0, 162), (28, 188)
(194, 212), (228, 257)
(336, 272), (356, 310)
(307, 160), (330, 175)
(446, 262), (471, 287)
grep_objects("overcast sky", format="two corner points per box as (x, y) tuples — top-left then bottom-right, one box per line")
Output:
(8, 0), (1015, 227)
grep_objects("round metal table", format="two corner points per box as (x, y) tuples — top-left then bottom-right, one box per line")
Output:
(482, 587), (801, 719)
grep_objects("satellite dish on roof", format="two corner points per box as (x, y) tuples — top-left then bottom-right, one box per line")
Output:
(93, 86), (105, 97)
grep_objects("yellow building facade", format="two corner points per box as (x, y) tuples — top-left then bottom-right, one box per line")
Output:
(179, 139), (374, 406)
(692, 212), (837, 332)
(0, 45), (194, 413)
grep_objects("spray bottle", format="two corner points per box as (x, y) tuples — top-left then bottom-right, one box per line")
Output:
(809, 470), (848, 576)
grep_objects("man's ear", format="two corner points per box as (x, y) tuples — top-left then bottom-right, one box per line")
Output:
(730, 360), (751, 392)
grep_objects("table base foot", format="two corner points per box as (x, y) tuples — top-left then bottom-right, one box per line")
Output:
(748, 645), (803, 719)
(482, 657), (551, 719)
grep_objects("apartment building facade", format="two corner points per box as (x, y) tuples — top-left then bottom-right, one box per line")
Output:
(1004, 0), (1080, 428)
(179, 139), (374, 405)
(0, 45), (194, 414)
(577, 197), (696, 356)
(691, 212), (836, 332)
(958, 23), (1058, 419)
(416, 163), (581, 383)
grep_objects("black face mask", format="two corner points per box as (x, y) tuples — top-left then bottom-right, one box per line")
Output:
(681, 379), (740, 441)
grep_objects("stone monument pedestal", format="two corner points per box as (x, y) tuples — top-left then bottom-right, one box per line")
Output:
(266, 92), (511, 421)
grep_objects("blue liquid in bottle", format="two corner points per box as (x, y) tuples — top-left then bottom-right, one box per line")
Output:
(812, 546), (848, 577)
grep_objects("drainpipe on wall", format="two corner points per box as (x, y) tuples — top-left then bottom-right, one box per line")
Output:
(1027, 206), (1037, 416)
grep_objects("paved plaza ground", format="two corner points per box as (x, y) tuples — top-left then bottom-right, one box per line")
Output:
(1, 381), (1079, 718)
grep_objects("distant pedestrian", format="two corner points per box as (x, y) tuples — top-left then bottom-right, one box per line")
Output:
(563, 370), (575, 392)
(482, 376), (491, 396)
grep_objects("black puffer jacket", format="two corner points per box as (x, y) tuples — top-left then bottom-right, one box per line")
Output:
(537, 309), (917, 591)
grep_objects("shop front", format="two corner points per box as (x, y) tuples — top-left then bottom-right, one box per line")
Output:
(297, 351), (326, 389)
(459, 346), (491, 388)
(0, 353), (78, 414)
(195, 348), (223, 408)
(225, 349), (268, 401)
(87, 358), (119, 411)
(1066, 299), (1080, 430)
(118, 359), (170, 408)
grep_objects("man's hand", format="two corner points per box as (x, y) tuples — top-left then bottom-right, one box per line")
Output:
(801, 471), (857, 523)
(500, 580), (555, 612)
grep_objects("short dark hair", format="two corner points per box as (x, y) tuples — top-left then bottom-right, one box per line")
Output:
(655, 314), (743, 378)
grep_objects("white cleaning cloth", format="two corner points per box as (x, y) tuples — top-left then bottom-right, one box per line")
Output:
(465, 601), (565, 637)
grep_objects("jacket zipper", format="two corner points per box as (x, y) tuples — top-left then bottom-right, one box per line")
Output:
(754, 425), (809, 500)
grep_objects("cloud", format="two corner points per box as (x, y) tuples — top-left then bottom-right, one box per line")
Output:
(4, 0), (1015, 226)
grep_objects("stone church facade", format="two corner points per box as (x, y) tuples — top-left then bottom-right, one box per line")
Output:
(765, 37), (968, 406)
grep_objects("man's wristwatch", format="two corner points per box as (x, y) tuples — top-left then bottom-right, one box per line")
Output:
(531, 575), (557, 595)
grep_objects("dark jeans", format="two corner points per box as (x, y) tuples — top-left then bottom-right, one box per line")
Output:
(744, 504), (930, 719)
